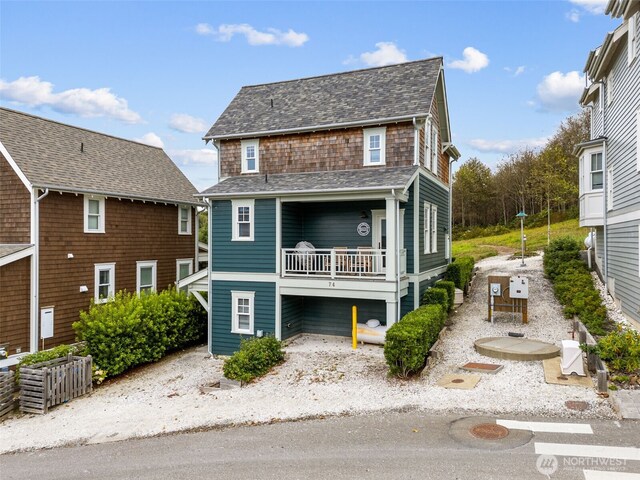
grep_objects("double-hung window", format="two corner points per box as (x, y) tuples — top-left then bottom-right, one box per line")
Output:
(363, 127), (386, 166)
(628, 13), (637, 65)
(431, 205), (438, 253)
(136, 261), (157, 294)
(94, 263), (115, 303)
(423, 202), (438, 254)
(591, 152), (603, 190)
(179, 206), (192, 235)
(176, 259), (193, 292)
(431, 126), (439, 175)
(231, 291), (254, 335)
(424, 120), (432, 170)
(241, 139), (259, 173)
(232, 199), (254, 241)
(84, 195), (105, 233)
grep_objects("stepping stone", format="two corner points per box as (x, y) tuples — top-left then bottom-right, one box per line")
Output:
(542, 358), (592, 388)
(461, 362), (504, 374)
(437, 373), (481, 390)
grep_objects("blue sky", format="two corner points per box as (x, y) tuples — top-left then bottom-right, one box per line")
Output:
(0, 0), (619, 191)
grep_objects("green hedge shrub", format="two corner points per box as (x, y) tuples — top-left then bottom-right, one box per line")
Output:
(434, 280), (456, 311)
(445, 257), (475, 293)
(422, 287), (449, 312)
(384, 304), (446, 378)
(223, 336), (285, 383)
(543, 236), (582, 281)
(73, 288), (206, 378)
(595, 328), (640, 374)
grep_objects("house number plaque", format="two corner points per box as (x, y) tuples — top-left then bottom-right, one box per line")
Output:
(357, 222), (370, 236)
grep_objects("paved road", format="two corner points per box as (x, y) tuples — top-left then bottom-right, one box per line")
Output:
(1, 411), (639, 479)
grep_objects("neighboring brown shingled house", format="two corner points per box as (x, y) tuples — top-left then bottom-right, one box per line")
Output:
(0, 107), (202, 364)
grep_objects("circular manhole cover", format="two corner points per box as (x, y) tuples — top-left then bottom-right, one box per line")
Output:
(470, 423), (510, 440)
(451, 378), (465, 384)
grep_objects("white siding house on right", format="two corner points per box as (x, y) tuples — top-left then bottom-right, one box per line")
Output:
(577, 0), (640, 328)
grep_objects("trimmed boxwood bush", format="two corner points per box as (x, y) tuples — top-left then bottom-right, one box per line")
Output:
(223, 336), (285, 383)
(73, 288), (206, 378)
(422, 287), (449, 312)
(384, 304), (446, 378)
(445, 256), (475, 293)
(595, 328), (640, 374)
(543, 236), (582, 281)
(434, 280), (456, 311)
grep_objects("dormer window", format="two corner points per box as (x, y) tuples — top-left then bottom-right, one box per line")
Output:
(241, 139), (259, 173)
(363, 127), (386, 166)
(84, 195), (105, 233)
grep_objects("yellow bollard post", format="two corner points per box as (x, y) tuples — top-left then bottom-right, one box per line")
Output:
(352, 305), (357, 350)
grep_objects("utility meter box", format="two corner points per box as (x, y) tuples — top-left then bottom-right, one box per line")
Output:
(509, 276), (529, 299)
(489, 283), (502, 296)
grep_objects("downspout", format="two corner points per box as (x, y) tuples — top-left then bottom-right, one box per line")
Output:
(31, 187), (49, 352)
(449, 156), (454, 264)
(205, 197), (213, 355)
(392, 189), (400, 323)
(598, 79), (608, 292)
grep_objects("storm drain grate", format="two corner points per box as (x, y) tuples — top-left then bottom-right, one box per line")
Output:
(470, 423), (510, 440)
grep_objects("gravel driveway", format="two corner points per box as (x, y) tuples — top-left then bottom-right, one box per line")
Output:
(0, 254), (615, 454)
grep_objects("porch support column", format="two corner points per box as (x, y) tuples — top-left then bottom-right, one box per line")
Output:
(386, 300), (398, 328)
(385, 196), (398, 282)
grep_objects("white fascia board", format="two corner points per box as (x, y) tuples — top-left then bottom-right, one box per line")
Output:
(0, 245), (34, 267)
(201, 184), (410, 200)
(0, 141), (32, 193)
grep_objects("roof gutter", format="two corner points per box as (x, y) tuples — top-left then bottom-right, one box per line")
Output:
(203, 114), (430, 141)
(198, 184), (411, 199)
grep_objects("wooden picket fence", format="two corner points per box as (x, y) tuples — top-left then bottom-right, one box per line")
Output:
(0, 371), (15, 420)
(19, 354), (92, 414)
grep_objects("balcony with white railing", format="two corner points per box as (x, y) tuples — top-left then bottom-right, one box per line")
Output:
(579, 191), (604, 227)
(281, 248), (406, 279)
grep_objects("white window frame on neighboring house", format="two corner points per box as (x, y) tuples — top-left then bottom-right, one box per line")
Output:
(423, 202), (431, 254)
(179, 206), (192, 235)
(94, 263), (115, 303)
(232, 199), (254, 241)
(241, 139), (259, 173)
(607, 75), (614, 106)
(628, 13), (637, 65)
(84, 195), (105, 233)
(424, 120), (432, 170)
(176, 259), (193, 283)
(231, 291), (255, 335)
(136, 260), (157, 294)
(363, 127), (386, 166)
(431, 127), (439, 175)
(431, 204), (438, 253)
(590, 151), (603, 190)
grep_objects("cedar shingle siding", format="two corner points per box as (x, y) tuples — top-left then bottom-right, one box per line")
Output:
(0, 154), (30, 243)
(37, 193), (195, 348)
(0, 256), (30, 356)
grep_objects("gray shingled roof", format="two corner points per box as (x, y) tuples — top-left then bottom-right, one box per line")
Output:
(0, 244), (32, 259)
(0, 108), (200, 205)
(201, 166), (419, 197)
(205, 58), (442, 139)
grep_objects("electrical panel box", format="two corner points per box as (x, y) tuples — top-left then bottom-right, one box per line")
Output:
(41, 307), (54, 339)
(489, 283), (502, 297)
(509, 276), (529, 299)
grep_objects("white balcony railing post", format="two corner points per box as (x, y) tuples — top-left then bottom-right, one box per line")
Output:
(330, 249), (336, 279)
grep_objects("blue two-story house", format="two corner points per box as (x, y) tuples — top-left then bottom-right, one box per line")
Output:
(198, 58), (460, 354)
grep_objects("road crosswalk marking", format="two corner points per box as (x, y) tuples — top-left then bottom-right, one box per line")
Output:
(535, 442), (640, 461)
(583, 470), (640, 479)
(497, 419), (593, 434)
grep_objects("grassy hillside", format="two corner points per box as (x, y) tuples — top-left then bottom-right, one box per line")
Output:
(452, 218), (587, 261)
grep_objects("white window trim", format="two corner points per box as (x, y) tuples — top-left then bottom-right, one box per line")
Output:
(590, 151), (603, 191)
(231, 290), (255, 335)
(84, 195), (105, 234)
(607, 167), (613, 211)
(424, 120), (432, 170)
(607, 75), (613, 106)
(636, 109), (640, 172)
(232, 199), (255, 241)
(628, 14), (637, 66)
(432, 127), (439, 176)
(241, 139), (259, 173)
(136, 260), (157, 294)
(94, 263), (115, 304)
(363, 127), (386, 166)
(431, 205), (438, 253)
(176, 259), (193, 283)
(423, 202), (431, 254)
(179, 206), (192, 235)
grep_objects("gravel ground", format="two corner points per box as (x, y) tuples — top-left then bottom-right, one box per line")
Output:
(0, 254), (615, 454)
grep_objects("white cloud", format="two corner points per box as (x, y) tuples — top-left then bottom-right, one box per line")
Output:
(448, 47), (489, 73)
(467, 136), (549, 154)
(0, 76), (142, 123)
(536, 70), (585, 111)
(566, 9), (582, 22)
(504, 65), (526, 77)
(359, 42), (408, 67)
(169, 148), (218, 166)
(169, 113), (209, 134)
(196, 23), (308, 47)
(134, 132), (164, 148)
(568, 0), (607, 14)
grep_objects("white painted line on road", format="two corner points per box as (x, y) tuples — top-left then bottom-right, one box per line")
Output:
(535, 442), (640, 461)
(497, 419), (593, 434)
(584, 470), (640, 479)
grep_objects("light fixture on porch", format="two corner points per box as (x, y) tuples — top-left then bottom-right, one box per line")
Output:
(360, 211), (369, 219)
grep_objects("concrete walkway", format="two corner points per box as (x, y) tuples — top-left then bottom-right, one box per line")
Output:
(611, 390), (640, 419)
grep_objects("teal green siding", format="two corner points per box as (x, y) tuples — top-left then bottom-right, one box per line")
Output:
(404, 181), (415, 274)
(418, 278), (441, 304)
(401, 283), (415, 317)
(419, 175), (449, 273)
(281, 295), (304, 340)
(281, 203), (304, 249)
(211, 199), (276, 273)
(302, 297), (386, 336)
(211, 280), (276, 355)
